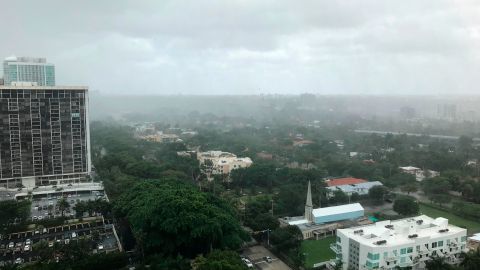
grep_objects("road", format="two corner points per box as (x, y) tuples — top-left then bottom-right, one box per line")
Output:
(243, 245), (292, 270)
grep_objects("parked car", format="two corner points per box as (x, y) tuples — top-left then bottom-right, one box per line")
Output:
(48, 242), (54, 248)
(24, 245), (30, 251)
(242, 258), (253, 268)
(264, 256), (273, 263)
(8, 242), (14, 249)
(15, 258), (24, 264)
(97, 244), (104, 250)
(25, 239), (31, 245)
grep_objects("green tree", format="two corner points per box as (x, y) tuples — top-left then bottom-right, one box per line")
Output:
(270, 226), (304, 266)
(114, 179), (248, 257)
(247, 213), (279, 232)
(460, 249), (480, 270)
(393, 196), (419, 216)
(401, 184), (418, 194)
(58, 198), (70, 217)
(0, 200), (31, 225)
(368, 185), (388, 204)
(193, 250), (247, 270)
(425, 256), (455, 270)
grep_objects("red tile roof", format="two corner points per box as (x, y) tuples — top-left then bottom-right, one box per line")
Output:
(326, 177), (367, 187)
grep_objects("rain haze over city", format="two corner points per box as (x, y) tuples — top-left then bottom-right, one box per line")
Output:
(1, 1), (480, 269)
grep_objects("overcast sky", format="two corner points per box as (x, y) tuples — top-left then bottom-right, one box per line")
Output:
(2, 0), (480, 95)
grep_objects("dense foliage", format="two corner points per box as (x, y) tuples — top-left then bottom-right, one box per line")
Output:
(114, 179), (248, 257)
(393, 196), (419, 216)
(193, 250), (248, 270)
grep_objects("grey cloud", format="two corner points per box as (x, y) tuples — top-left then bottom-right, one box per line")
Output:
(2, 0), (480, 95)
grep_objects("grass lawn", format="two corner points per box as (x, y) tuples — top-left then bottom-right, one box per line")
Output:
(419, 203), (480, 235)
(301, 236), (336, 268)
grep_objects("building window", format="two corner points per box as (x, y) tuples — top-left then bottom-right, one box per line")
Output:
(461, 236), (467, 242)
(438, 241), (443, 247)
(367, 253), (380, 260)
(407, 247), (413, 253)
(400, 248), (406, 255)
(432, 242), (437, 248)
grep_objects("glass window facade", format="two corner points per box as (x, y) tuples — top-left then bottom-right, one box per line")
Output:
(0, 87), (89, 187)
(3, 59), (55, 86)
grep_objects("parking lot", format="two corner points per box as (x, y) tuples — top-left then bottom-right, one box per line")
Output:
(243, 245), (291, 270)
(0, 190), (17, 201)
(30, 191), (104, 220)
(0, 219), (118, 265)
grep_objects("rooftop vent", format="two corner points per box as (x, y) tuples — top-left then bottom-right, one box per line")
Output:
(375, 240), (387, 245)
(416, 220), (423, 225)
(354, 229), (364, 234)
(439, 229), (449, 233)
(408, 234), (418, 239)
(385, 225), (394, 229)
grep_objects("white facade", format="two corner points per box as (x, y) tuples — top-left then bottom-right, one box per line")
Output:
(333, 215), (467, 270)
(197, 151), (252, 177)
(326, 181), (383, 197)
(399, 166), (439, 181)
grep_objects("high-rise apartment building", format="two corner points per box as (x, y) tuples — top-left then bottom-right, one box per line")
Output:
(3, 56), (55, 86)
(0, 85), (91, 188)
(332, 215), (467, 270)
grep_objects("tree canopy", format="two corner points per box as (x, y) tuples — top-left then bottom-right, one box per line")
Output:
(393, 196), (419, 216)
(114, 179), (248, 257)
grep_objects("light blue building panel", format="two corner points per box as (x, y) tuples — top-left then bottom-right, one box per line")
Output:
(314, 209), (364, 224)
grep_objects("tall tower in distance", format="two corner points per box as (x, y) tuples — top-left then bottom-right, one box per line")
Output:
(304, 181), (314, 222)
(3, 56), (55, 86)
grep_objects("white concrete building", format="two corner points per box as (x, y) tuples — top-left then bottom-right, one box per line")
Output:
(332, 215), (467, 270)
(326, 181), (384, 198)
(197, 151), (252, 178)
(399, 166), (439, 181)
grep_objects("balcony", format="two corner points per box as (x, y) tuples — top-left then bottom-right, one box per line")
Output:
(330, 243), (341, 254)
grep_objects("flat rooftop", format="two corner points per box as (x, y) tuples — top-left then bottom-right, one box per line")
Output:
(326, 177), (367, 187)
(312, 203), (364, 217)
(338, 215), (466, 247)
(0, 85), (88, 90)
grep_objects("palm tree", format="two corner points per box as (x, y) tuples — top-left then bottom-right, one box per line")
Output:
(58, 198), (70, 217)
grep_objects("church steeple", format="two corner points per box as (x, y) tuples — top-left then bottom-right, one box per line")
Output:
(304, 181), (314, 223)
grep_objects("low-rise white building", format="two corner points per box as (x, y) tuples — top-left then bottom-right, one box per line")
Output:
(399, 166), (439, 181)
(332, 215), (467, 270)
(197, 151), (252, 178)
(326, 181), (384, 197)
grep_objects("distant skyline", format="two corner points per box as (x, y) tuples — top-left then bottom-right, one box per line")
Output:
(2, 0), (480, 95)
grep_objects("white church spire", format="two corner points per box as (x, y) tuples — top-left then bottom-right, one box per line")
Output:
(304, 181), (314, 223)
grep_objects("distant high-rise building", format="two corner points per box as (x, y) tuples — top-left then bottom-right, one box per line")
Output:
(400, 106), (416, 119)
(437, 104), (457, 120)
(3, 56), (55, 86)
(0, 85), (91, 188)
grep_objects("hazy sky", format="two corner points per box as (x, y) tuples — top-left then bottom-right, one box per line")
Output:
(3, 0), (480, 95)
